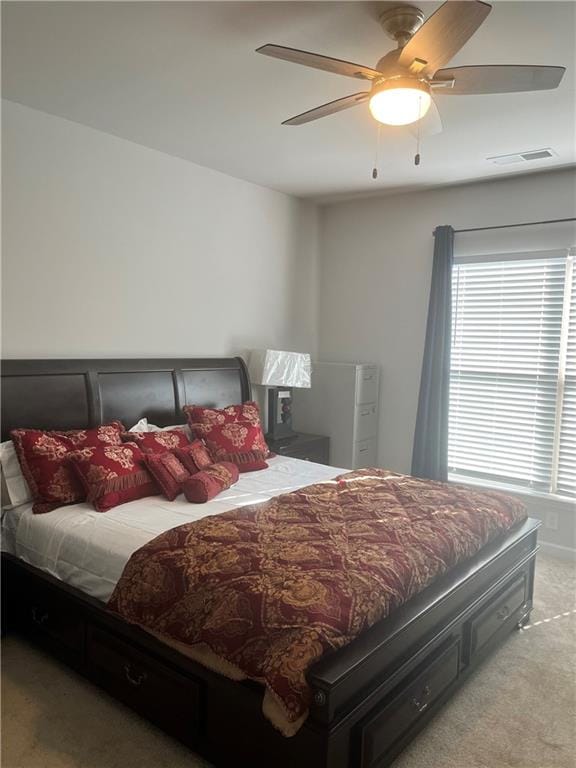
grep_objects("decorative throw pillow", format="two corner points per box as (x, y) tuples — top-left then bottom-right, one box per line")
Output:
(68, 443), (158, 512)
(190, 421), (270, 460)
(121, 429), (190, 454)
(215, 450), (268, 473)
(181, 462), (239, 503)
(142, 452), (190, 501)
(183, 401), (262, 427)
(11, 422), (125, 514)
(173, 440), (213, 474)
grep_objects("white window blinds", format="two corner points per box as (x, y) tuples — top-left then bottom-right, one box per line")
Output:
(557, 252), (576, 496)
(449, 249), (575, 498)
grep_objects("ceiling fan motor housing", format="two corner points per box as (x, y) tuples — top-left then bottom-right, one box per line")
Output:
(375, 48), (409, 78)
(379, 5), (425, 47)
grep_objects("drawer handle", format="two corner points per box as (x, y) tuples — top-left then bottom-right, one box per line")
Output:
(363, 375), (374, 381)
(359, 448), (369, 453)
(496, 605), (511, 621)
(411, 685), (432, 713)
(124, 663), (147, 687)
(361, 410), (370, 416)
(31, 606), (49, 626)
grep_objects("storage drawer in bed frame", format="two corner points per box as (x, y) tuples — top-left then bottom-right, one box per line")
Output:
(465, 573), (527, 662)
(2, 517), (540, 768)
(24, 583), (85, 656)
(357, 637), (461, 768)
(87, 625), (201, 743)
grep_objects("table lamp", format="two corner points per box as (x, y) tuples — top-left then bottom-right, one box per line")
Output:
(248, 350), (311, 439)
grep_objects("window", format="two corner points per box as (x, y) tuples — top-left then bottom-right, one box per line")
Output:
(449, 247), (575, 498)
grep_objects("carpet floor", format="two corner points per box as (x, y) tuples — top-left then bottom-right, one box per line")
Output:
(2, 553), (575, 768)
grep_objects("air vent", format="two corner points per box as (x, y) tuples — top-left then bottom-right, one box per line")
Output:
(520, 149), (555, 161)
(487, 148), (557, 165)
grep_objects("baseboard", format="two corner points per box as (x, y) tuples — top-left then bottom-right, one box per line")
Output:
(538, 540), (576, 560)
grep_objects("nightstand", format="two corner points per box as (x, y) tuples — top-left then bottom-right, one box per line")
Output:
(267, 432), (329, 464)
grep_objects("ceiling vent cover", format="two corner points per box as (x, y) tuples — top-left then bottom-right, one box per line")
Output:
(488, 148), (557, 165)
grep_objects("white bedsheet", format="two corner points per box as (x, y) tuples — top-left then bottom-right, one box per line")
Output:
(2, 456), (343, 602)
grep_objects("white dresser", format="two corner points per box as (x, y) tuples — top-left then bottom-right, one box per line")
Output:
(293, 362), (379, 469)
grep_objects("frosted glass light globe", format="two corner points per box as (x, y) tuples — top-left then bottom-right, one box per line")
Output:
(369, 86), (431, 126)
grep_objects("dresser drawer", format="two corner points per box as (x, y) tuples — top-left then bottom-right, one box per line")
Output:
(357, 639), (460, 768)
(24, 587), (84, 655)
(355, 404), (378, 441)
(356, 366), (379, 405)
(354, 438), (377, 468)
(466, 574), (527, 661)
(87, 626), (201, 741)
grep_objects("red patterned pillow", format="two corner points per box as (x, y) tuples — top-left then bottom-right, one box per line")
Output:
(142, 453), (190, 501)
(173, 440), (213, 474)
(181, 462), (239, 503)
(183, 401), (261, 427)
(121, 429), (190, 454)
(216, 451), (268, 473)
(11, 422), (125, 514)
(68, 443), (158, 512)
(190, 421), (270, 460)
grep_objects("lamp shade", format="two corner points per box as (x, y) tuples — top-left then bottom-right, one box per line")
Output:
(248, 350), (311, 388)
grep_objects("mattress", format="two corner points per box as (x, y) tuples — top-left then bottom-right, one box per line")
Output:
(2, 456), (343, 602)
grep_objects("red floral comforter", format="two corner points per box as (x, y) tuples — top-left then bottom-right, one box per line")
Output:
(107, 468), (526, 736)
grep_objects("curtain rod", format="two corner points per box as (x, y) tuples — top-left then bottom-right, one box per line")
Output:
(435, 217), (576, 236)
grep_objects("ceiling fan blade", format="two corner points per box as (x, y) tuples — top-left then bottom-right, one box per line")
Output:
(407, 98), (443, 138)
(256, 44), (382, 80)
(399, 1), (492, 76)
(282, 92), (369, 126)
(432, 65), (566, 94)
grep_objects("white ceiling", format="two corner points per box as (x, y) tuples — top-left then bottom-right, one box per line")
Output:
(2, 1), (575, 199)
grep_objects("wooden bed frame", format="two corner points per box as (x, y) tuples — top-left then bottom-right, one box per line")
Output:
(1, 357), (540, 768)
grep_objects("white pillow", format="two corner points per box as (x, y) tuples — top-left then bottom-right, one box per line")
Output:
(128, 419), (192, 439)
(150, 422), (193, 440)
(128, 418), (150, 433)
(0, 440), (32, 509)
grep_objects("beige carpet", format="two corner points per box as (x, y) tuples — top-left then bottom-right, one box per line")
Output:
(2, 553), (575, 768)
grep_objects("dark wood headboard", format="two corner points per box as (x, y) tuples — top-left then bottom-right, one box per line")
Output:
(1, 357), (251, 441)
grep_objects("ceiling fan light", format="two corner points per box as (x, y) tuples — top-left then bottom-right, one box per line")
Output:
(369, 81), (431, 126)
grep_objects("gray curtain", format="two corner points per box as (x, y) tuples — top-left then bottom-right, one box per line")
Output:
(411, 225), (454, 481)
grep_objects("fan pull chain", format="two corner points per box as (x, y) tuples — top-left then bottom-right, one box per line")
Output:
(414, 94), (423, 166)
(372, 124), (382, 180)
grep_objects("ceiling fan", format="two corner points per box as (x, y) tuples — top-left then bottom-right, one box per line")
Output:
(256, 1), (565, 133)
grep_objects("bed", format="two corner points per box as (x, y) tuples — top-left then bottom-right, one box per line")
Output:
(1, 357), (540, 768)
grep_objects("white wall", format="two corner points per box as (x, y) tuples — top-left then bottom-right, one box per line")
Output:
(318, 169), (576, 551)
(1, 100), (319, 360)
(3, 101), (574, 550)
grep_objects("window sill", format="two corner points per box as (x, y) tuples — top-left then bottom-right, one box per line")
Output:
(448, 473), (575, 508)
